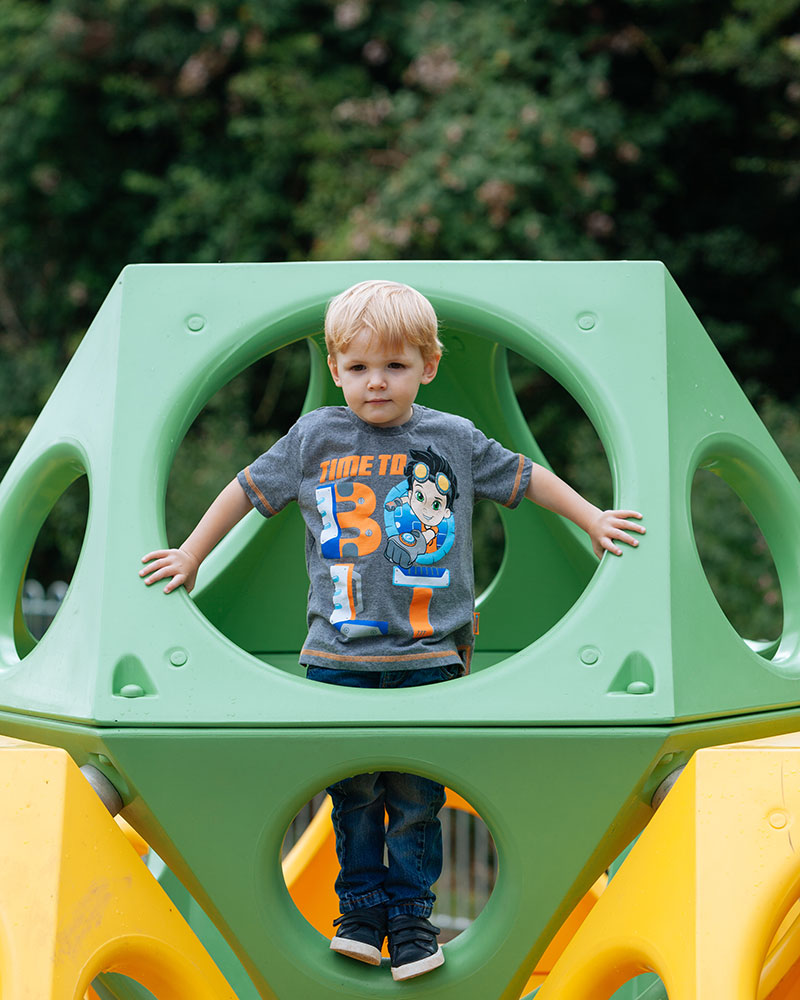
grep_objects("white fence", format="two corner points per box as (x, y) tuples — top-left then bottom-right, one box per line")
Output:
(20, 579), (68, 639)
(22, 580), (498, 936)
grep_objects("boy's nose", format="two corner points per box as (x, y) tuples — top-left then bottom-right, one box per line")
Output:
(368, 371), (387, 389)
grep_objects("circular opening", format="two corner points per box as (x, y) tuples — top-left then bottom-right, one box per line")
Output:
(90, 975), (159, 999)
(455, 347), (614, 661)
(472, 499), (505, 598)
(161, 311), (617, 674)
(507, 350), (613, 510)
(614, 974), (669, 998)
(691, 466), (783, 645)
(282, 784), (496, 944)
(165, 342), (311, 545)
(17, 473), (89, 656)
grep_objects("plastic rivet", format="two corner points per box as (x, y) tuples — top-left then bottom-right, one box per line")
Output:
(580, 646), (600, 665)
(577, 312), (597, 331)
(120, 683), (144, 698)
(627, 680), (652, 695)
(169, 649), (188, 667)
(769, 811), (788, 830)
(185, 314), (206, 333)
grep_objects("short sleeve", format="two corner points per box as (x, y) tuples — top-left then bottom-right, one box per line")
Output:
(238, 422), (303, 518)
(471, 425), (532, 508)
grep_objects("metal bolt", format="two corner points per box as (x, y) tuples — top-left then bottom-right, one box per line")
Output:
(651, 765), (685, 811)
(80, 764), (124, 816)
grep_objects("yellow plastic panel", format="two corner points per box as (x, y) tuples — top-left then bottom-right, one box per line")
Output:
(0, 740), (238, 1000)
(536, 742), (800, 1000)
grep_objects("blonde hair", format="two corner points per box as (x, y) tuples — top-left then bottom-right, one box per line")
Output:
(325, 280), (442, 362)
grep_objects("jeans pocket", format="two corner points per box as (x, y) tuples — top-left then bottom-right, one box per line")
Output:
(438, 662), (463, 681)
(383, 670), (410, 687)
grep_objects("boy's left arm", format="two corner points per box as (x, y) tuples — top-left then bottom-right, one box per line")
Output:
(525, 463), (645, 559)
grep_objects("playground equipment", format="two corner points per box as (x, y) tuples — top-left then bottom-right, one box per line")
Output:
(536, 734), (800, 1000)
(0, 736), (237, 1000)
(0, 735), (604, 999)
(2, 261), (800, 998)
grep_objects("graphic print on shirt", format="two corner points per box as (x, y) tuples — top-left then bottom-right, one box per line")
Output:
(316, 481), (381, 558)
(315, 445), (458, 641)
(316, 483), (388, 637)
(383, 446), (458, 638)
(328, 562), (389, 639)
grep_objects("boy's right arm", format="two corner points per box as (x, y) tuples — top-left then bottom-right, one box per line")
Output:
(140, 478), (253, 593)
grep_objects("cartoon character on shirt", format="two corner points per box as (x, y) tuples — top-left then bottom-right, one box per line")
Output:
(383, 446), (458, 569)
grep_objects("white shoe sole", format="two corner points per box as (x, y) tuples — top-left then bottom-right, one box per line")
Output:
(391, 946), (444, 981)
(330, 935), (382, 966)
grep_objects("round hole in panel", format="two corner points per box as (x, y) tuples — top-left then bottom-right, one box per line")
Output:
(467, 346), (613, 659)
(281, 783), (498, 945)
(691, 465), (783, 649)
(507, 349), (613, 512)
(165, 341), (311, 547)
(162, 339), (313, 671)
(472, 499), (505, 598)
(89, 974), (160, 999)
(15, 470), (89, 659)
(610, 974), (670, 998)
(157, 298), (621, 678)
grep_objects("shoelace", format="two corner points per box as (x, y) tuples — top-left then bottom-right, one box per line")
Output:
(333, 909), (387, 933)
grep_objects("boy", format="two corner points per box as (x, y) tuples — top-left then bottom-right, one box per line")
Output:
(140, 279), (644, 981)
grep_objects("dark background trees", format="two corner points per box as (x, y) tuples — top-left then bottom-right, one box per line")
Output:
(1, 0), (798, 639)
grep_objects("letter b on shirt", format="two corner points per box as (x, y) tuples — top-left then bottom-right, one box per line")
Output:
(316, 483), (381, 558)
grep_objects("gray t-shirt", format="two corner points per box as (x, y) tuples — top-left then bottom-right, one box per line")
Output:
(238, 405), (532, 672)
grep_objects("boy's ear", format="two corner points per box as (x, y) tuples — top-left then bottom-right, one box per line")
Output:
(327, 354), (342, 386)
(420, 352), (441, 385)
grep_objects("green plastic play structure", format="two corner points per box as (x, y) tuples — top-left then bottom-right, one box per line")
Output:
(2, 261), (800, 999)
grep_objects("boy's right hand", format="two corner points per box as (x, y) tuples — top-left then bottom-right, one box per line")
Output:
(139, 548), (200, 593)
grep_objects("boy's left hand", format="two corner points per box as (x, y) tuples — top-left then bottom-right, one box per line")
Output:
(589, 510), (645, 559)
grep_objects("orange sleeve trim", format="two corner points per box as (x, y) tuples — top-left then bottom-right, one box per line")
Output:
(503, 454), (526, 507)
(244, 466), (276, 516)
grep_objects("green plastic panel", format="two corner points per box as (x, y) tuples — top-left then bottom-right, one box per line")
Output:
(2, 262), (800, 999)
(0, 706), (798, 1000)
(2, 262), (799, 728)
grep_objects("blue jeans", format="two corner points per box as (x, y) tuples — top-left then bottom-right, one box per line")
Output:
(306, 663), (461, 918)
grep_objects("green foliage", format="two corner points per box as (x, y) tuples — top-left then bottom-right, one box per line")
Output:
(1, 0), (798, 645)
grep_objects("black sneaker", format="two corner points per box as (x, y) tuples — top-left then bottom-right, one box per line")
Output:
(330, 906), (387, 966)
(388, 915), (444, 981)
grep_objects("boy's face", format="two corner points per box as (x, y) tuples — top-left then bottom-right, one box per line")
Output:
(327, 329), (440, 428)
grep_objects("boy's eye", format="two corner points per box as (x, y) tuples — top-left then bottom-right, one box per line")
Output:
(349, 364), (366, 372)
(415, 491), (424, 503)
(432, 500), (441, 511)
(388, 362), (406, 369)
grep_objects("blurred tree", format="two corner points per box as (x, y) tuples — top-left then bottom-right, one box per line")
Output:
(1, 0), (798, 643)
